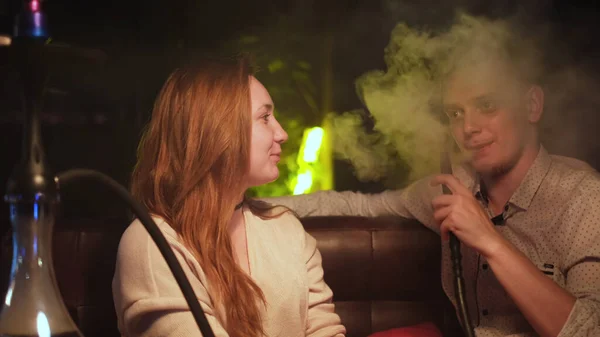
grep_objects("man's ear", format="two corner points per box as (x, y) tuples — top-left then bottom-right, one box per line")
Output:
(527, 85), (544, 124)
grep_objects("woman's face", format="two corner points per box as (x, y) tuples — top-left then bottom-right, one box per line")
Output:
(246, 76), (288, 188)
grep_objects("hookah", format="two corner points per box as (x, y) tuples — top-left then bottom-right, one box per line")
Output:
(440, 140), (475, 337)
(0, 1), (216, 336)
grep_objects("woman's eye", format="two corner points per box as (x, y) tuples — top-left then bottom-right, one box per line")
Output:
(261, 114), (271, 122)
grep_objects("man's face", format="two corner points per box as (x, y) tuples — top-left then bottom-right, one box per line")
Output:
(442, 59), (534, 175)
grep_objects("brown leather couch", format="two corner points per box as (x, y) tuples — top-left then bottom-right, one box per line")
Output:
(1, 216), (463, 337)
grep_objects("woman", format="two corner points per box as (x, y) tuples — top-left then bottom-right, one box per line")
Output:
(112, 57), (346, 337)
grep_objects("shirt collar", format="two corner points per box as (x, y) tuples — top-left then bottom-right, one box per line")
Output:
(468, 146), (552, 211)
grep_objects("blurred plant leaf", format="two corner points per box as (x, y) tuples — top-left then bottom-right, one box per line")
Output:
(220, 14), (325, 197)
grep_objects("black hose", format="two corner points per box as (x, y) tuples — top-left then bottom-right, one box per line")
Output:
(440, 152), (475, 337)
(56, 169), (216, 337)
(448, 233), (475, 337)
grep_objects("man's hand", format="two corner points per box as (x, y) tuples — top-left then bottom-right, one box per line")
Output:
(430, 174), (506, 258)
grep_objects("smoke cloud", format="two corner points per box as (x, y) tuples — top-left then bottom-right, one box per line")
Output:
(331, 11), (567, 187)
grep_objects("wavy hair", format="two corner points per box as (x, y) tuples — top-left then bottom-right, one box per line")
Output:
(131, 57), (280, 337)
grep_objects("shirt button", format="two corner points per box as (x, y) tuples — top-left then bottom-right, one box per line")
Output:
(482, 263), (488, 270)
(482, 309), (489, 316)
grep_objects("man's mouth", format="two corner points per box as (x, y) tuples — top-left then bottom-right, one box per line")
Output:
(465, 142), (494, 158)
(466, 142), (492, 151)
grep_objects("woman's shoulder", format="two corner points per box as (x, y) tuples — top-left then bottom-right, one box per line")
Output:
(117, 218), (150, 257)
(246, 201), (307, 243)
(117, 216), (195, 269)
(245, 203), (317, 264)
(116, 217), (208, 285)
(119, 217), (179, 249)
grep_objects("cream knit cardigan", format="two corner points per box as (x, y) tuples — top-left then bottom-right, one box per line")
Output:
(112, 206), (346, 337)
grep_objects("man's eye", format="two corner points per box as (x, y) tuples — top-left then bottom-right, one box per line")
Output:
(480, 100), (496, 111)
(445, 109), (463, 119)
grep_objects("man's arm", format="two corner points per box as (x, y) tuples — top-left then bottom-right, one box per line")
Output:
(263, 190), (407, 218)
(486, 177), (600, 337)
(485, 240), (578, 337)
(487, 241), (600, 337)
(262, 176), (441, 224)
(432, 174), (600, 337)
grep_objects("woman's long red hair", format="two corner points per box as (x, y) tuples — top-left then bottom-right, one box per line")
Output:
(131, 57), (269, 337)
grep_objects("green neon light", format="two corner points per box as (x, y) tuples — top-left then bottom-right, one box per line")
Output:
(293, 170), (313, 195)
(292, 124), (332, 195)
(302, 127), (324, 163)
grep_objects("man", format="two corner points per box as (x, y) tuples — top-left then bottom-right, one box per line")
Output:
(266, 45), (600, 336)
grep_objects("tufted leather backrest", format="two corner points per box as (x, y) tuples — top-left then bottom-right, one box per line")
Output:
(303, 216), (462, 337)
(1, 216), (462, 337)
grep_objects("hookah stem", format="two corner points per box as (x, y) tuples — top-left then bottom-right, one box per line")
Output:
(440, 149), (475, 337)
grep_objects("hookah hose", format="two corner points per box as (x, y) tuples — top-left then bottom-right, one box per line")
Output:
(440, 151), (476, 337)
(57, 169), (216, 337)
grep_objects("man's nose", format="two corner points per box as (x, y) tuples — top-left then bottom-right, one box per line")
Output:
(462, 110), (482, 135)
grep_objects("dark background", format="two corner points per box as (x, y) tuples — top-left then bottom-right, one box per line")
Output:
(0, 0), (599, 235)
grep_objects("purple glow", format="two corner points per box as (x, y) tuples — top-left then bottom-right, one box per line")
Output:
(34, 12), (41, 28)
(33, 12), (43, 36)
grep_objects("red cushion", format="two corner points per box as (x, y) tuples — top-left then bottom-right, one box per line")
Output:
(368, 322), (443, 337)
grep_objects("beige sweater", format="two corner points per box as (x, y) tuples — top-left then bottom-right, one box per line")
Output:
(112, 207), (346, 337)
